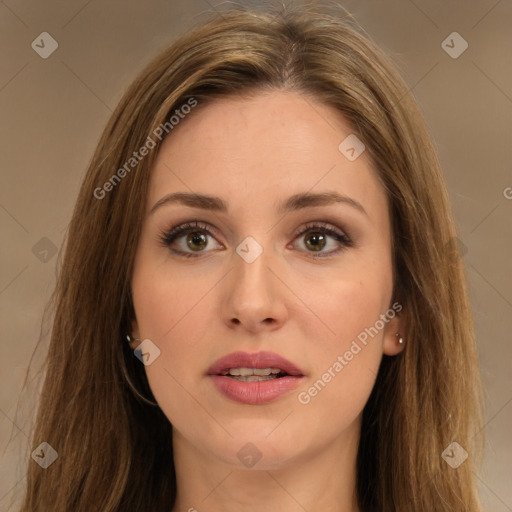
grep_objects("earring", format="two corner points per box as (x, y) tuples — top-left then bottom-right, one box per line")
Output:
(395, 333), (405, 344)
(126, 334), (141, 344)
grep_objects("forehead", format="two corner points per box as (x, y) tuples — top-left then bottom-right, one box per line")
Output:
(147, 90), (387, 220)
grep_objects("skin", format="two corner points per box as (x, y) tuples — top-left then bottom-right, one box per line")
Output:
(130, 90), (406, 512)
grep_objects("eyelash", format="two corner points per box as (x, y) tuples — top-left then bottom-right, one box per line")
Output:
(158, 220), (353, 259)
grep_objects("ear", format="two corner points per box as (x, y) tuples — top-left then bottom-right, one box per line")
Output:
(127, 317), (142, 348)
(382, 303), (407, 356)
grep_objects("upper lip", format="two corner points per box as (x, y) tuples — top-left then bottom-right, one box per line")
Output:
(207, 351), (305, 376)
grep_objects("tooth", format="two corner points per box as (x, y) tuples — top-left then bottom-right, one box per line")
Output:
(233, 375), (278, 382)
(228, 368), (242, 376)
(238, 368), (253, 376)
(253, 368), (272, 376)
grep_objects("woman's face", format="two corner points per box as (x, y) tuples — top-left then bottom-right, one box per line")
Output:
(130, 90), (405, 469)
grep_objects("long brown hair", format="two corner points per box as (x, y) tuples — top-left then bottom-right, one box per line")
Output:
(16, 3), (484, 510)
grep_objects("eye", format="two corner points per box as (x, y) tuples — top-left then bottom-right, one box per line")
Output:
(159, 220), (353, 259)
(291, 221), (353, 258)
(159, 221), (223, 258)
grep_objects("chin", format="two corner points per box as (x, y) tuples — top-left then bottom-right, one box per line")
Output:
(204, 423), (306, 470)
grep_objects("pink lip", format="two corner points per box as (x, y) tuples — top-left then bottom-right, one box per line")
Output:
(207, 351), (305, 405)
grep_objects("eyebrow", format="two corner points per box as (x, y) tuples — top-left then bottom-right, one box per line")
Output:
(150, 191), (367, 217)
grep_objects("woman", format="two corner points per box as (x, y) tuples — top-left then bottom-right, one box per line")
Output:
(19, 3), (484, 511)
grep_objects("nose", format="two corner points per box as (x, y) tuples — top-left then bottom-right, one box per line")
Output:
(221, 244), (288, 334)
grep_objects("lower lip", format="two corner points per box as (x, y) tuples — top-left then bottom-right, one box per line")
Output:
(209, 375), (304, 405)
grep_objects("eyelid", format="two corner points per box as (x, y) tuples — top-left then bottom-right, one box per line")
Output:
(291, 220), (349, 240)
(160, 220), (222, 246)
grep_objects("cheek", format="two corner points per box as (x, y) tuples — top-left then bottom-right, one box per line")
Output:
(131, 241), (216, 341)
(130, 253), (223, 422)
(304, 260), (393, 358)
(131, 278), (218, 382)
(293, 261), (392, 420)
(305, 279), (387, 380)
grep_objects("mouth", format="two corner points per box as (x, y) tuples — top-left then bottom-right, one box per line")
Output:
(207, 350), (305, 379)
(219, 367), (294, 382)
(207, 351), (305, 405)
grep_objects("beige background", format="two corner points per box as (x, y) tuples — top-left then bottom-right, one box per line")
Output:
(1, 0), (511, 510)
